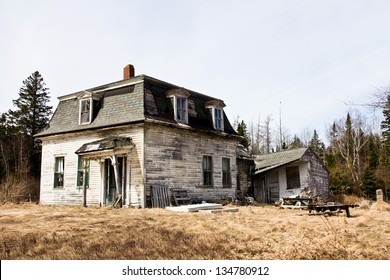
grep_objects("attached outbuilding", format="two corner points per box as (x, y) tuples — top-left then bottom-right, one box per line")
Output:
(252, 147), (329, 203)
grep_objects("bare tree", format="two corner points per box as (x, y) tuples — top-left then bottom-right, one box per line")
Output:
(260, 114), (272, 154)
(328, 110), (370, 187)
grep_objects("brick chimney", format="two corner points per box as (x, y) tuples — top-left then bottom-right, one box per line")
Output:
(123, 64), (135, 79)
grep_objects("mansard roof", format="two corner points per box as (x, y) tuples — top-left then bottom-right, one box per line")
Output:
(35, 75), (237, 137)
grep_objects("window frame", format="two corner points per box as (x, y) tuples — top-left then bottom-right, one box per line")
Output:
(54, 156), (65, 188)
(79, 98), (92, 125)
(286, 166), (301, 190)
(166, 89), (191, 125)
(76, 156), (90, 190)
(205, 100), (226, 131)
(214, 107), (224, 130)
(176, 96), (188, 124)
(202, 155), (213, 188)
(222, 157), (232, 188)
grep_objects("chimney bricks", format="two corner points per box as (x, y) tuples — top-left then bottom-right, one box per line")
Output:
(123, 64), (135, 79)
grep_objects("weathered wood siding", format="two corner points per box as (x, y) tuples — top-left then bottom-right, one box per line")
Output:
(236, 158), (253, 194)
(39, 125), (145, 207)
(302, 149), (329, 198)
(253, 149), (329, 203)
(279, 162), (309, 198)
(144, 122), (238, 205)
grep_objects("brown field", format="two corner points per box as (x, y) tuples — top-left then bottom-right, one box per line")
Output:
(0, 201), (389, 260)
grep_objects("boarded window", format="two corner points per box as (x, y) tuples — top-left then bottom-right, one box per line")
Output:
(202, 156), (213, 188)
(76, 156), (90, 190)
(54, 157), (65, 188)
(286, 166), (300, 189)
(222, 158), (231, 188)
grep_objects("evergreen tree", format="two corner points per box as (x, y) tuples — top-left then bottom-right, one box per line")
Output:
(308, 129), (325, 159)
(236, 120), (250, 151)
(361, 168), (377, 199)
(8, 71), (52, 136)
(290, 135), (304, 149)
(8, 71), (52, 177)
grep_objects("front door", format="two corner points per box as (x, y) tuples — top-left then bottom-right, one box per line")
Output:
(104, 157), (126, 205)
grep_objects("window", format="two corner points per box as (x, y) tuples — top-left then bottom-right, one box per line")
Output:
(79, 99), (91, 124)
(286, 166), (300, 189)
(54, 157), (65, 188)
(176, 97), (187, 123)
(205, 100), (226, 131)
(222, 158), (231, 188)
(214, 108), (223, 130)
(202, 156), (213, 188)
(166, 89), (190, 124)
(76, 156), (90, 189)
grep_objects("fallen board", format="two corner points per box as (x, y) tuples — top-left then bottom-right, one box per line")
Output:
(165, 203), (223, 212)
(198, 208), (239, 213)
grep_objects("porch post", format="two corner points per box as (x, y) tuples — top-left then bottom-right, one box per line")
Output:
(111, 156), (121, 196)
(126, 155), (131, 207)
(82, 158), (88, 207)
(99, 160), (105, 206)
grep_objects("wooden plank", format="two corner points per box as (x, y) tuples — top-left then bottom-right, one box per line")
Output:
(165, 203), (223, 212)
(151, 186), (170, 208)
(198, 208), (239, 213)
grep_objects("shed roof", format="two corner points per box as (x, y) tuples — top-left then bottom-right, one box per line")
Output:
(254, 148), (308, 174)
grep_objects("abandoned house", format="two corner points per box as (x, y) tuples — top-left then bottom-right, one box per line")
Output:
(252, 147), (329, 203)
(35, 64), (241, 208)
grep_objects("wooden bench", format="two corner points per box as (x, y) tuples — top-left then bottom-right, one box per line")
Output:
(170, 188), (191, 206)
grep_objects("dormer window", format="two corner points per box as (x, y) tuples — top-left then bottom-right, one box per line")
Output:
(205, 99), (226, 131)
(166, 88), (191, 124)
(80, 99), (92, 124)
(176, 97), (187, 123)
(214, 108), (223, 130)
(78, 91), (102, 125)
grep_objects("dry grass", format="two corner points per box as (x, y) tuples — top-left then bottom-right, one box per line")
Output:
(0, 202), (389, 260)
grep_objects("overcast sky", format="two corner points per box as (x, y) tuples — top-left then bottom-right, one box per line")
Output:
(1, 0), (389, 143)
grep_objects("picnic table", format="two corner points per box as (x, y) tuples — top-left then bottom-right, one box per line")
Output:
(307, 203), (359, 218)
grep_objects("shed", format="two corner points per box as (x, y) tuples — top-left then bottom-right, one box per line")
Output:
(252, 147), (329, 203)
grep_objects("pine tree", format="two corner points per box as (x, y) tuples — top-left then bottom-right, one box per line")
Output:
(236, 120), (250, 151)
(309, 129), (325, 159)
(9, 71), (52, 136)
(8, 71), (52, 177)
(290, 135), (304, 149)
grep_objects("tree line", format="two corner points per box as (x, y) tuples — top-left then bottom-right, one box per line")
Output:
(235, 93), (390, 200)
(0, 71), (52, 202)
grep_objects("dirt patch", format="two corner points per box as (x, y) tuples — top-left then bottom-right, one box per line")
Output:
(0, 203), (389, 260)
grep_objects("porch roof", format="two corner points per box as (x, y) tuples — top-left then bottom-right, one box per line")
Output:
(75, 136), (134, 157)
